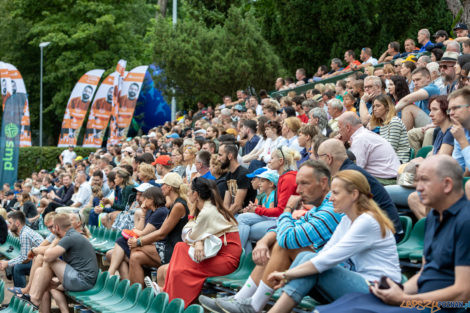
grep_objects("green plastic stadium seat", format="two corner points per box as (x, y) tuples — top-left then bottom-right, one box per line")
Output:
(164, 298), (185, 313)
(409, 148), (415, 160)
(0, 279), (5, 304)
(207, 250), (254, 287)
(409, 250), (423, 262)
(67, 271), (109, 300)
(88, 279), (130, 310)
(96, 283), (141, 313)
(415, 145), (432, 159)
(397, 218), (426, 259)
(101, 287), (154, 313)
(144, 292), (169, 313)
(77, 275), (119, 303)
(184, 304), (204, 313)
(398, 216), (413, 244)
(0, 296), (20, 313)
(463, 177), (470, 187)
(93, 229), (111, 248)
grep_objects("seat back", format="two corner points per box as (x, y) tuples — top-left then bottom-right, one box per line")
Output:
(184, 304), (204, 313)
(102, 275), (120, 294)
(135, 288), (155, 310)
(115, 279), (131, 298)
(148, 292), (169, 313)
(398, 216), (413, 244)
(164, 298), (185, 313)
(0, 279), (5, 303)
(416, 145), (432, 158)
(123, 283), (141, 304)
(412, 217), (426, 245)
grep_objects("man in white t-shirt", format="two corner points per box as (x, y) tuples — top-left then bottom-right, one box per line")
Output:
(59, 146), (77, 165)
(56, 172), (92, 214)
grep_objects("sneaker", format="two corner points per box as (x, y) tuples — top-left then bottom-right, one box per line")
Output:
(144, 276), (160, 296)
(198, 295), (230, 313)
(216, 297), (257, 313)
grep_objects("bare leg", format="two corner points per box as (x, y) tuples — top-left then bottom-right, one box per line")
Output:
(156, 264), (169, 287)
(22, 254), (44, 294)
(267, 292), (298, 313)
(408, 191), (428, 220)
(50, 289), (69, 313)
(30, 263), (54, 306)
(40, 290), (51, 313)
(107, 244), (125, 275)
(119, 260), (129, 280)
(401, 106), (417, 131)
(129, 250), (161, 286)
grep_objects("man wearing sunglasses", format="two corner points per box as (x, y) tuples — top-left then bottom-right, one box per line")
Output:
(439, 51), (459, 95)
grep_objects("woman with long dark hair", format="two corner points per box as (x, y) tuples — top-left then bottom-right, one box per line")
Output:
(388, 75), (410, 104)
(154, 178), (241, 307)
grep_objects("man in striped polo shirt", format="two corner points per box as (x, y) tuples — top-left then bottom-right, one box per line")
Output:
(199, 160), (343, 313)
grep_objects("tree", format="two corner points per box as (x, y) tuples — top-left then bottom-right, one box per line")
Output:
(148, 6), (284, 108)
(446, 0), (470, 25)
(0, 0), (154, 144)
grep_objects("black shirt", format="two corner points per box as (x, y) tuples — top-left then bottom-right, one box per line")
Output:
(225, 165), (256, 209)
(340, 158), (403, 235)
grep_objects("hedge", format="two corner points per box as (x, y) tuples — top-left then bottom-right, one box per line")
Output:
(18, 147), (97, 179)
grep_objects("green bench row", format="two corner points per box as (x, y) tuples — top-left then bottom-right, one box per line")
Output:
(88, 226), (122, 253)
(0, 280), (36, 313)
(67, 271), (203, 313)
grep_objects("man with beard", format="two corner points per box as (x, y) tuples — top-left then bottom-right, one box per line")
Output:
(240, 120), (259, 156)
(70, 85), (93, 111)
(29, 213), (99, 311)
(449, 87), (470, 172)
(120, 82), (139, 109)
(95, 86), (113, 112)
(439, 51), (459, 95)
(218, 144), (256, 213)
(0, 211), (43, 288)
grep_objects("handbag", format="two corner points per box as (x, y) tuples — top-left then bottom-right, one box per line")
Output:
(188, 234), (222, 263)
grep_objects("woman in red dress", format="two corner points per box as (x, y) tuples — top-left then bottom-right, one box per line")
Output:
(157, 177), (241, 307)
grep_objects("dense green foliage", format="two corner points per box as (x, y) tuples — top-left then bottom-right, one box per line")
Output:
(0, 0), (456, 144)
(18, 147), (96, 179)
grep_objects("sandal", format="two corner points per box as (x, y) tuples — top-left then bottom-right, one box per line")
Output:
(7, 287), (23, 295)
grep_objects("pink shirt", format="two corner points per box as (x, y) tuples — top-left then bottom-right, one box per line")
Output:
(350, 127), (400, 179)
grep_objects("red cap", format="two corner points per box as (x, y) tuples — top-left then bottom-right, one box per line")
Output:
(152, 155), (172, 166)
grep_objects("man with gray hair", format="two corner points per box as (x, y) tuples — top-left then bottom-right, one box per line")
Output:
(426, 61), (446, 95)
(309, 107), (331, 137)
(337, 112), (400, 183)
(418, 28), (434, 52)
(359, 76), (383, 125)
(355, 47), (378, 69)
(446, 40), (461, 54)
(327, 99), (343, 132)
(417, 55), (431, 68)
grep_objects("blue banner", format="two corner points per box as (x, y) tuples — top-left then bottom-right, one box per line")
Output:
(0, 92), (24, 186)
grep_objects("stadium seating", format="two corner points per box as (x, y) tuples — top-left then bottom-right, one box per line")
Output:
(415, 145), (433, 159)
(0, 234), (21, 259)
(397, 217), (426, 260)
(399, 215), (413, 244)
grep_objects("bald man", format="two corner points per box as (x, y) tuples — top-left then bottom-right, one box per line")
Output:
(317, 139), (403, 240)
(337, 112), (400, 183)
(317, 154), (470, 313)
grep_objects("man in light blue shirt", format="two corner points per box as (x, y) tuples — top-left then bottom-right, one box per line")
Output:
(448, 88), (470, 171)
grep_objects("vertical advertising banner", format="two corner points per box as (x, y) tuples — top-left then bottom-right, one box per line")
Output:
(7, 64), (32, 147)
(57, 69), (104, 147)
(116, 65), (148, 139)
(0, 62), (11, 110)
(0, 92), (24, 186)
(82, 72), (118, 147)
(109, 60), (127, 145)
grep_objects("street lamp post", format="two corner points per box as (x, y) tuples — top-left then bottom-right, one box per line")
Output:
(39, 41), (50, 147)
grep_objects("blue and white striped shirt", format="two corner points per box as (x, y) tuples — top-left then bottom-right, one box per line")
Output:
(272, 193), (343, 250)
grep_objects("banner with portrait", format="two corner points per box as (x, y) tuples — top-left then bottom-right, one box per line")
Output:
(109, 59), (127, 145)
(82, 72), (118, 147)
(0, 62), (12, 110)
(57, 69), (104, 147)
(6, 63), (32, 147)
(114, 65), (148, 140)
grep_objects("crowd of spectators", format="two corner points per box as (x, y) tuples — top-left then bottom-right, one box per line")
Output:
(0, 24), (469, 313)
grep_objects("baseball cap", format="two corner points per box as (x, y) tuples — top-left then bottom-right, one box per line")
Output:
(433, 30), (449, 38)
(123, 147), (134, 154)
(152, 155), (172, 166)
(234, 104), (244, 111)
(256, 170), (279, 185)
(134, 182), (153, 193)
(440, 51), (459, 63)
(165, 133), (180, 139)
(247, 167), (268, 178)
(453, 23), (468, 31)
(156, 172), (183, 188)
(194, 129), (207, 136)
(75, 156), (83, 162)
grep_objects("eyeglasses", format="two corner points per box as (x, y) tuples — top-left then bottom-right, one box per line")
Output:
(460, 76), (470, 82)
(446, 104), (470, 114)
(46, 225), (54, 230)
(439, 64), (453, 70)
(277, 147), (285, 160)
(316, 153), (328, 159)
(364, 85), (374, 89)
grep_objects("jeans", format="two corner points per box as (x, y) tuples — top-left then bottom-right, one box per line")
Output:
(384, 185), (415, 207)
(88, 209), (100, 227)
(236, 213), (277, 253)
(282, 251), (370, 304)
(13, 260), (32, 288)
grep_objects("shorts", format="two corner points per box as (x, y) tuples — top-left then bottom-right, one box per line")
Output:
(63, 264), (95, 292)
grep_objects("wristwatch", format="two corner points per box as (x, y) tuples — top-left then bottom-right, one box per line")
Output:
(137, 238), (142, 247)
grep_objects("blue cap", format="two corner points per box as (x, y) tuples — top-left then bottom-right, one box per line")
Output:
(247, 167), (267, 178)
(234, 104), (244, 111)
(256, 170), (279, 185)
(166, 133), (180, 139)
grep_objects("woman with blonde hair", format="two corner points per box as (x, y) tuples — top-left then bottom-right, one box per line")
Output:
(281, 117), (302, 153)
(183, 145), (198, 183)
(238, 146), (300, 252)
(369, 94), (410, 163)
(170, 146), (186, 177)
(137, 163), (157, 185)
(266, 170), (400, 313)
